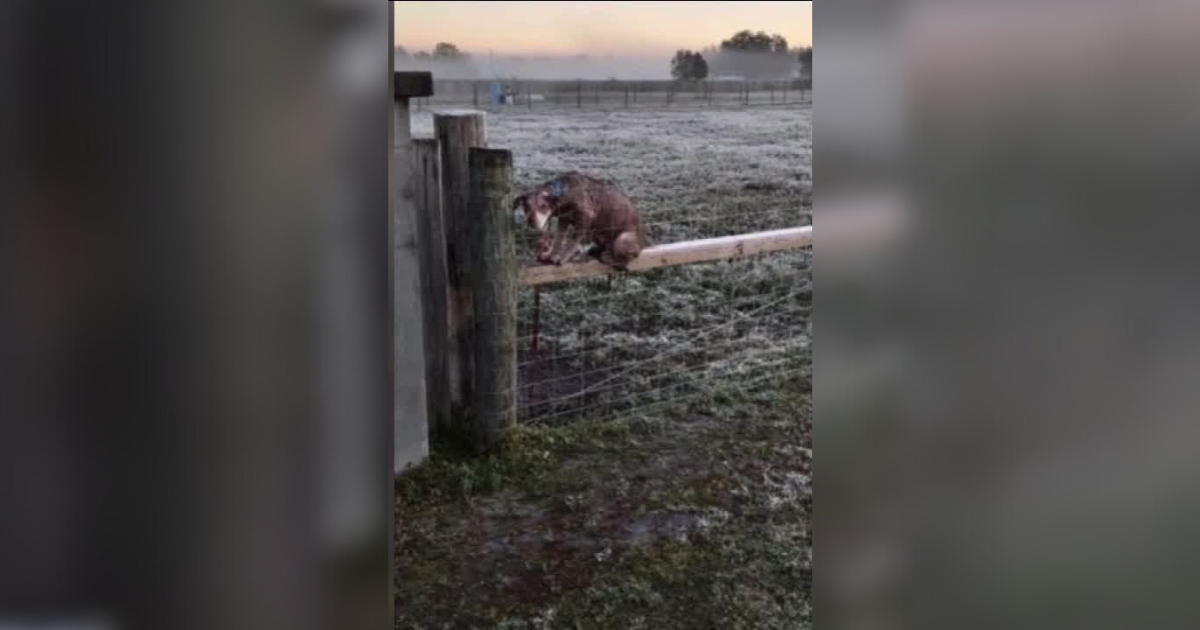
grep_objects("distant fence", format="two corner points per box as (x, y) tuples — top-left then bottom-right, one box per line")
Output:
(411, 78), (812, 111)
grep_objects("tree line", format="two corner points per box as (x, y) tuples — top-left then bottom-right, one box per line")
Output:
(672, 30), (812, 81)
(395, 30), (812, 82)
(395, 42), (466, 60)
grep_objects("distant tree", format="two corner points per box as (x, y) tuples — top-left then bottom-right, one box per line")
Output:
(795, 46), (812, 75)
(714, 30), (793, 79)
(691, 53), (709, 81)
(719, 30), (776, 53)
(395, 45), (408, 56)
(432, 42), (465, 59)
(415, 51), (431, 59)
(671, 50), (709, 81)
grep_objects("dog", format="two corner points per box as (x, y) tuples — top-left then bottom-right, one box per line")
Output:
(512, 172), (648, 269)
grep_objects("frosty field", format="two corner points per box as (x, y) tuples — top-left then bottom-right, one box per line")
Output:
(397, 103), (812, 629)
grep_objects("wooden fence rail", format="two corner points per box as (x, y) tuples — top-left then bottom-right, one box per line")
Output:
(518, 226), (813, 287)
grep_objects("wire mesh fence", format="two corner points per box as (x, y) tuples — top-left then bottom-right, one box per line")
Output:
(494, 100), (812, 428)
(512, 244), (811, 427)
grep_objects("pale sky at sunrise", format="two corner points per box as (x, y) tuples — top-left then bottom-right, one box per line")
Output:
(393, 1), (812, 57)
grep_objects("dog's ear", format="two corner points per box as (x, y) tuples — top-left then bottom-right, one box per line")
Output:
(511, 194), (526, 211)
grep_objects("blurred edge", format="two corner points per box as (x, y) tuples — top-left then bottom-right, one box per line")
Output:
(818, 2), (1200, 630)
(0, 1), (392, 629)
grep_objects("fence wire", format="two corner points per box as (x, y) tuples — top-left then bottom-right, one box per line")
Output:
(514, 245), (811, 427)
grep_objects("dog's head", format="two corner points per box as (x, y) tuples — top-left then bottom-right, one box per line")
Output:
(512, 186), (560, 232)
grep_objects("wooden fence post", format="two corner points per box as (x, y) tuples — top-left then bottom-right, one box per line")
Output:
(434, 111), (487, 430)
(412, 138), (450, 434)
(467, 148), (517, 452)
(393, 71), (434, 472)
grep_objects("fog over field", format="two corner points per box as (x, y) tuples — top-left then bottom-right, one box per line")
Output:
(395, 50), (804, 81)
(396, 52), (673, 80)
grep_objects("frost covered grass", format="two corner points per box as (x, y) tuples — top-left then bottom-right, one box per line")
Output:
(397, 103), (811, 629)
(412, 105), (811, 426)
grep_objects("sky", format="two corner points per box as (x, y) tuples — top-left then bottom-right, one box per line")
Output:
(393, 1), (812, 57)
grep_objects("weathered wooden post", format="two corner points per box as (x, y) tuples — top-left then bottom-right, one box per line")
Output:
(411, 137), (450, 434)
(434, 111), (487, 428)
(393, 71), (434, 473)
(467, 148), (517, 452)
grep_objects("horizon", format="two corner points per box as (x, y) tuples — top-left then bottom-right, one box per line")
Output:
(393, 1), (812, 58)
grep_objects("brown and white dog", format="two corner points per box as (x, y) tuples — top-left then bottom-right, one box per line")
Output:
(512, 172), (648, 269)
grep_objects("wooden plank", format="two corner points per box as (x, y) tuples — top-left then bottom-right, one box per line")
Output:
(392, 97), (429, 473)
(467, 148), (517, 453)
(412, 137), (449, 434)
(518, 225), (812, 287)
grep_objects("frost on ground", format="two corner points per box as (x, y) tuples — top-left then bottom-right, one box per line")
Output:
(397, 104), (811, 629)
(410, 107), (811, 245)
